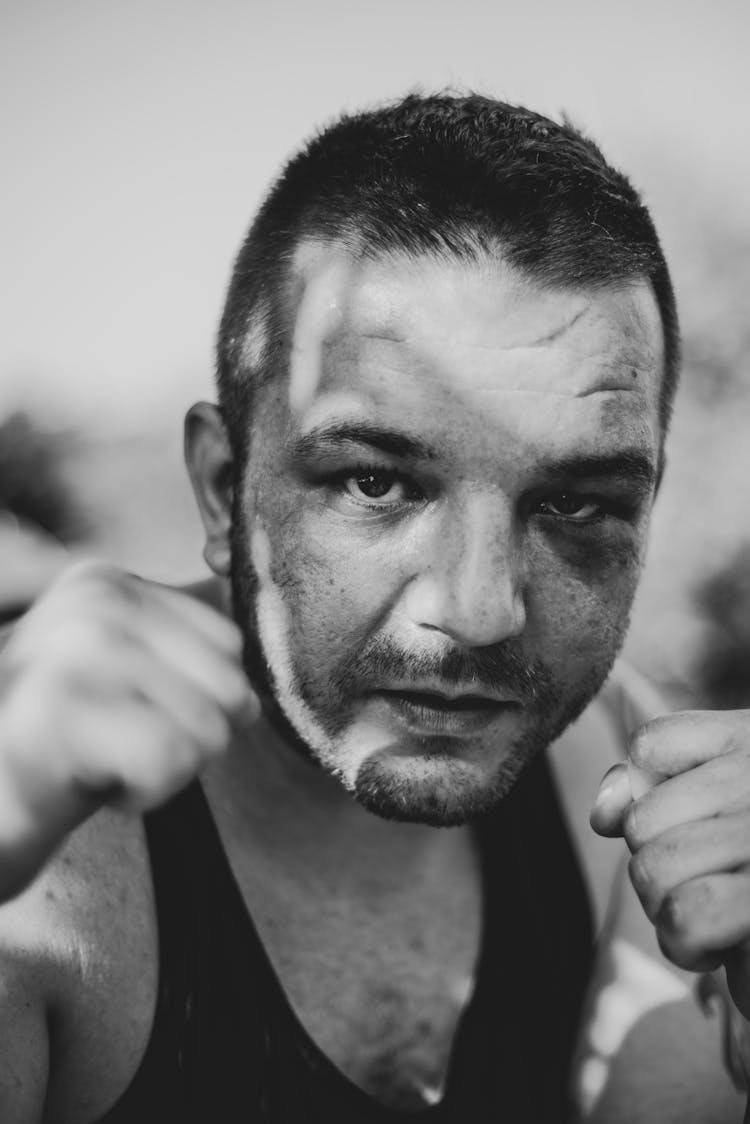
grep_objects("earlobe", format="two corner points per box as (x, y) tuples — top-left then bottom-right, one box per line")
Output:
(184, 402), (235, 577)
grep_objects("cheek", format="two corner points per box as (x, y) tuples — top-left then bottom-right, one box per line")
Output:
(259, 503), (404, 668)
(527, 532), (644, 675)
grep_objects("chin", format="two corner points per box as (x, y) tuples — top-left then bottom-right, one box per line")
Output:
(349, 748), (536, 827)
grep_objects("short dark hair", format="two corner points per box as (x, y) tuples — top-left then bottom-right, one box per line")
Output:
(217, 92), (679, 456)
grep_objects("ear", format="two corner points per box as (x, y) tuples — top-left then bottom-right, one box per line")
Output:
(654, 450), (667, 498)
(184, 402), (235, 577)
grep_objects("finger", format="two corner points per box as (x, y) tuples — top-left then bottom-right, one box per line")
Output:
(629, 813), (750, 920)
(104, 580), (257, 721)
(136, 579), (244, 658)
(29, 584), (257, 724)
(623, 748), (750, 850)
(629, 709), (750, 778)
(590, 762), (631, 836)
(41, 561), (244, 660)
(136, 618), (256, 722)
(65, 643), (247, 757)
(5, 656), (226, 799)
(656, 871), (750, 972)
(590, 757), (676, 837)
(65, 698), (213, 810)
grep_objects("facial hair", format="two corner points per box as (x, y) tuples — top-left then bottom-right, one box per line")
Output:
(229, 501), (623, 824)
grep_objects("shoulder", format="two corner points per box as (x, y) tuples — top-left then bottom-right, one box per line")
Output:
(0, 806), (157, 1122)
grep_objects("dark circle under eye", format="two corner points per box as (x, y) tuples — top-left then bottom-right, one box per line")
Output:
(356, 473), (393, 498)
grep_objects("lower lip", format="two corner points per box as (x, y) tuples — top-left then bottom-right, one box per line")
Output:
(374, 691), (519, 736)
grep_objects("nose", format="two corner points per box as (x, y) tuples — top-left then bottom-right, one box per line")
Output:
(402, 494), (527, 648)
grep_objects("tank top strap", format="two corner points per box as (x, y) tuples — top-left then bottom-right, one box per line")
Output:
(97, 755), (594, 1123)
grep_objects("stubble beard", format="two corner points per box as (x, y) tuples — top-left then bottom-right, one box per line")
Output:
(229, 513), (625, 826)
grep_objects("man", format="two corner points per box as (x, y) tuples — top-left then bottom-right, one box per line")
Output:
(0, 93), (749, 1122)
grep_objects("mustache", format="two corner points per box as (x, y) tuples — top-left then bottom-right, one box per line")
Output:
(330, 635), (560, 709)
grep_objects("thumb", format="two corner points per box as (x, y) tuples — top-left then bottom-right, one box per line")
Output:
(589, 762), (631, 837)
(590, 758), (669, 838)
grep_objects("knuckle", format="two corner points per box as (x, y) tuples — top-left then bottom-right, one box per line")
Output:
(200, 708), (232, 754)
(219, 616), (243, 646)
(58, 558), (110, 586)
(657, 887), (687, 940)
(628, 848), (651, 896)
(48, 617), (125, 673)
(628, 723), (656, 770)
(76, 562), (142, 612)
(622, 801), (642, 849)
(216, 620), (244, 658)
(656, 927), (697, 970)
(60, 559), (126, 596)
(125, 728), (193, 802)
(628, 847), (663, 919)
(224, 671), (251, 713)
(656, 881), (711, 964)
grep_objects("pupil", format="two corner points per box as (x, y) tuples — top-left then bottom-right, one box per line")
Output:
(554, 493), (582, 514)
(357, 473), (392, 498)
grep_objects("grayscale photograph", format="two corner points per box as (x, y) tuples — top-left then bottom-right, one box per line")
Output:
(1, 2), (749, 1121)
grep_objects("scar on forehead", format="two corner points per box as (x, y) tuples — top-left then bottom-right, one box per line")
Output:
(240, 295), (272, 372)
(530, 306), (586, 346)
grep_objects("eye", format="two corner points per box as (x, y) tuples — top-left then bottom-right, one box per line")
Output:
(536, 492), (604, 522)
(342, 470), (413, 505)
(347, 471), (398, 499)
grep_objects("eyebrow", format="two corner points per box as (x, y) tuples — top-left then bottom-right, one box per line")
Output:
(543, 451), (657, 489)
(291, 421), (657, 488)
(292, 421), (436, 461)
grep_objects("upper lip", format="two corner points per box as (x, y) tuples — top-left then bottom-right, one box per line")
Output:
(375, 682), (521, 706)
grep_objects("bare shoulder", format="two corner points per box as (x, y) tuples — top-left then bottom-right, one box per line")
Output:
(0, 806), (157, 1124)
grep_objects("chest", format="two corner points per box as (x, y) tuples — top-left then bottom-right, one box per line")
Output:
(235, 836), (483, 1110)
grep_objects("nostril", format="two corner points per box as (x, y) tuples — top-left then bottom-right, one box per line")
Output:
(404, 574), (526, 648)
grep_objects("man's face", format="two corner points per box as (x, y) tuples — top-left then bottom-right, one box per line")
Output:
(230, 245), (663, 825)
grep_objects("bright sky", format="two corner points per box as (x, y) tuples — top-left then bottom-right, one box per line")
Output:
(2, 0), (748, 430)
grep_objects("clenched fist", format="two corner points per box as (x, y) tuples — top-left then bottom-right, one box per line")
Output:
(0, 561), (257, 900)
(591, 708), (750, 1021)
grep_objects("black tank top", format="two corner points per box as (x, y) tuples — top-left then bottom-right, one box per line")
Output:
(98, 753), (593, 1123)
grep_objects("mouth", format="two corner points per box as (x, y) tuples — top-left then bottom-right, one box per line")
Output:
(374, 688), (521, 736)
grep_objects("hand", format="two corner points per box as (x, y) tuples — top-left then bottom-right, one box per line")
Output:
(0, 560), (256, 900)
(591, 709), (750, 1019)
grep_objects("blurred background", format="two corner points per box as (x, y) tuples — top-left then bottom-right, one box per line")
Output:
(2, 0), (748, 705)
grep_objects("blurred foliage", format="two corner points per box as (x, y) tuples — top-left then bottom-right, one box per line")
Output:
(677, 227), (750, 403)
(0, 411), (90, 544)
(693, 546), (750, 710)
(673, 225), (750, 708)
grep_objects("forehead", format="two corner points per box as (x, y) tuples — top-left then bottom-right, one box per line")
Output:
(262, 239), (663, 460)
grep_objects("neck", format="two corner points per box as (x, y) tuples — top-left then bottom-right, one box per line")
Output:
(202, 709), (457, 889)
(187, 574), (464, 884)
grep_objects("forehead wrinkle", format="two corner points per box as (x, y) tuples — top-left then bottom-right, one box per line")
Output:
(275, 245), (663, 431)
(324, 330), (658, 405)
